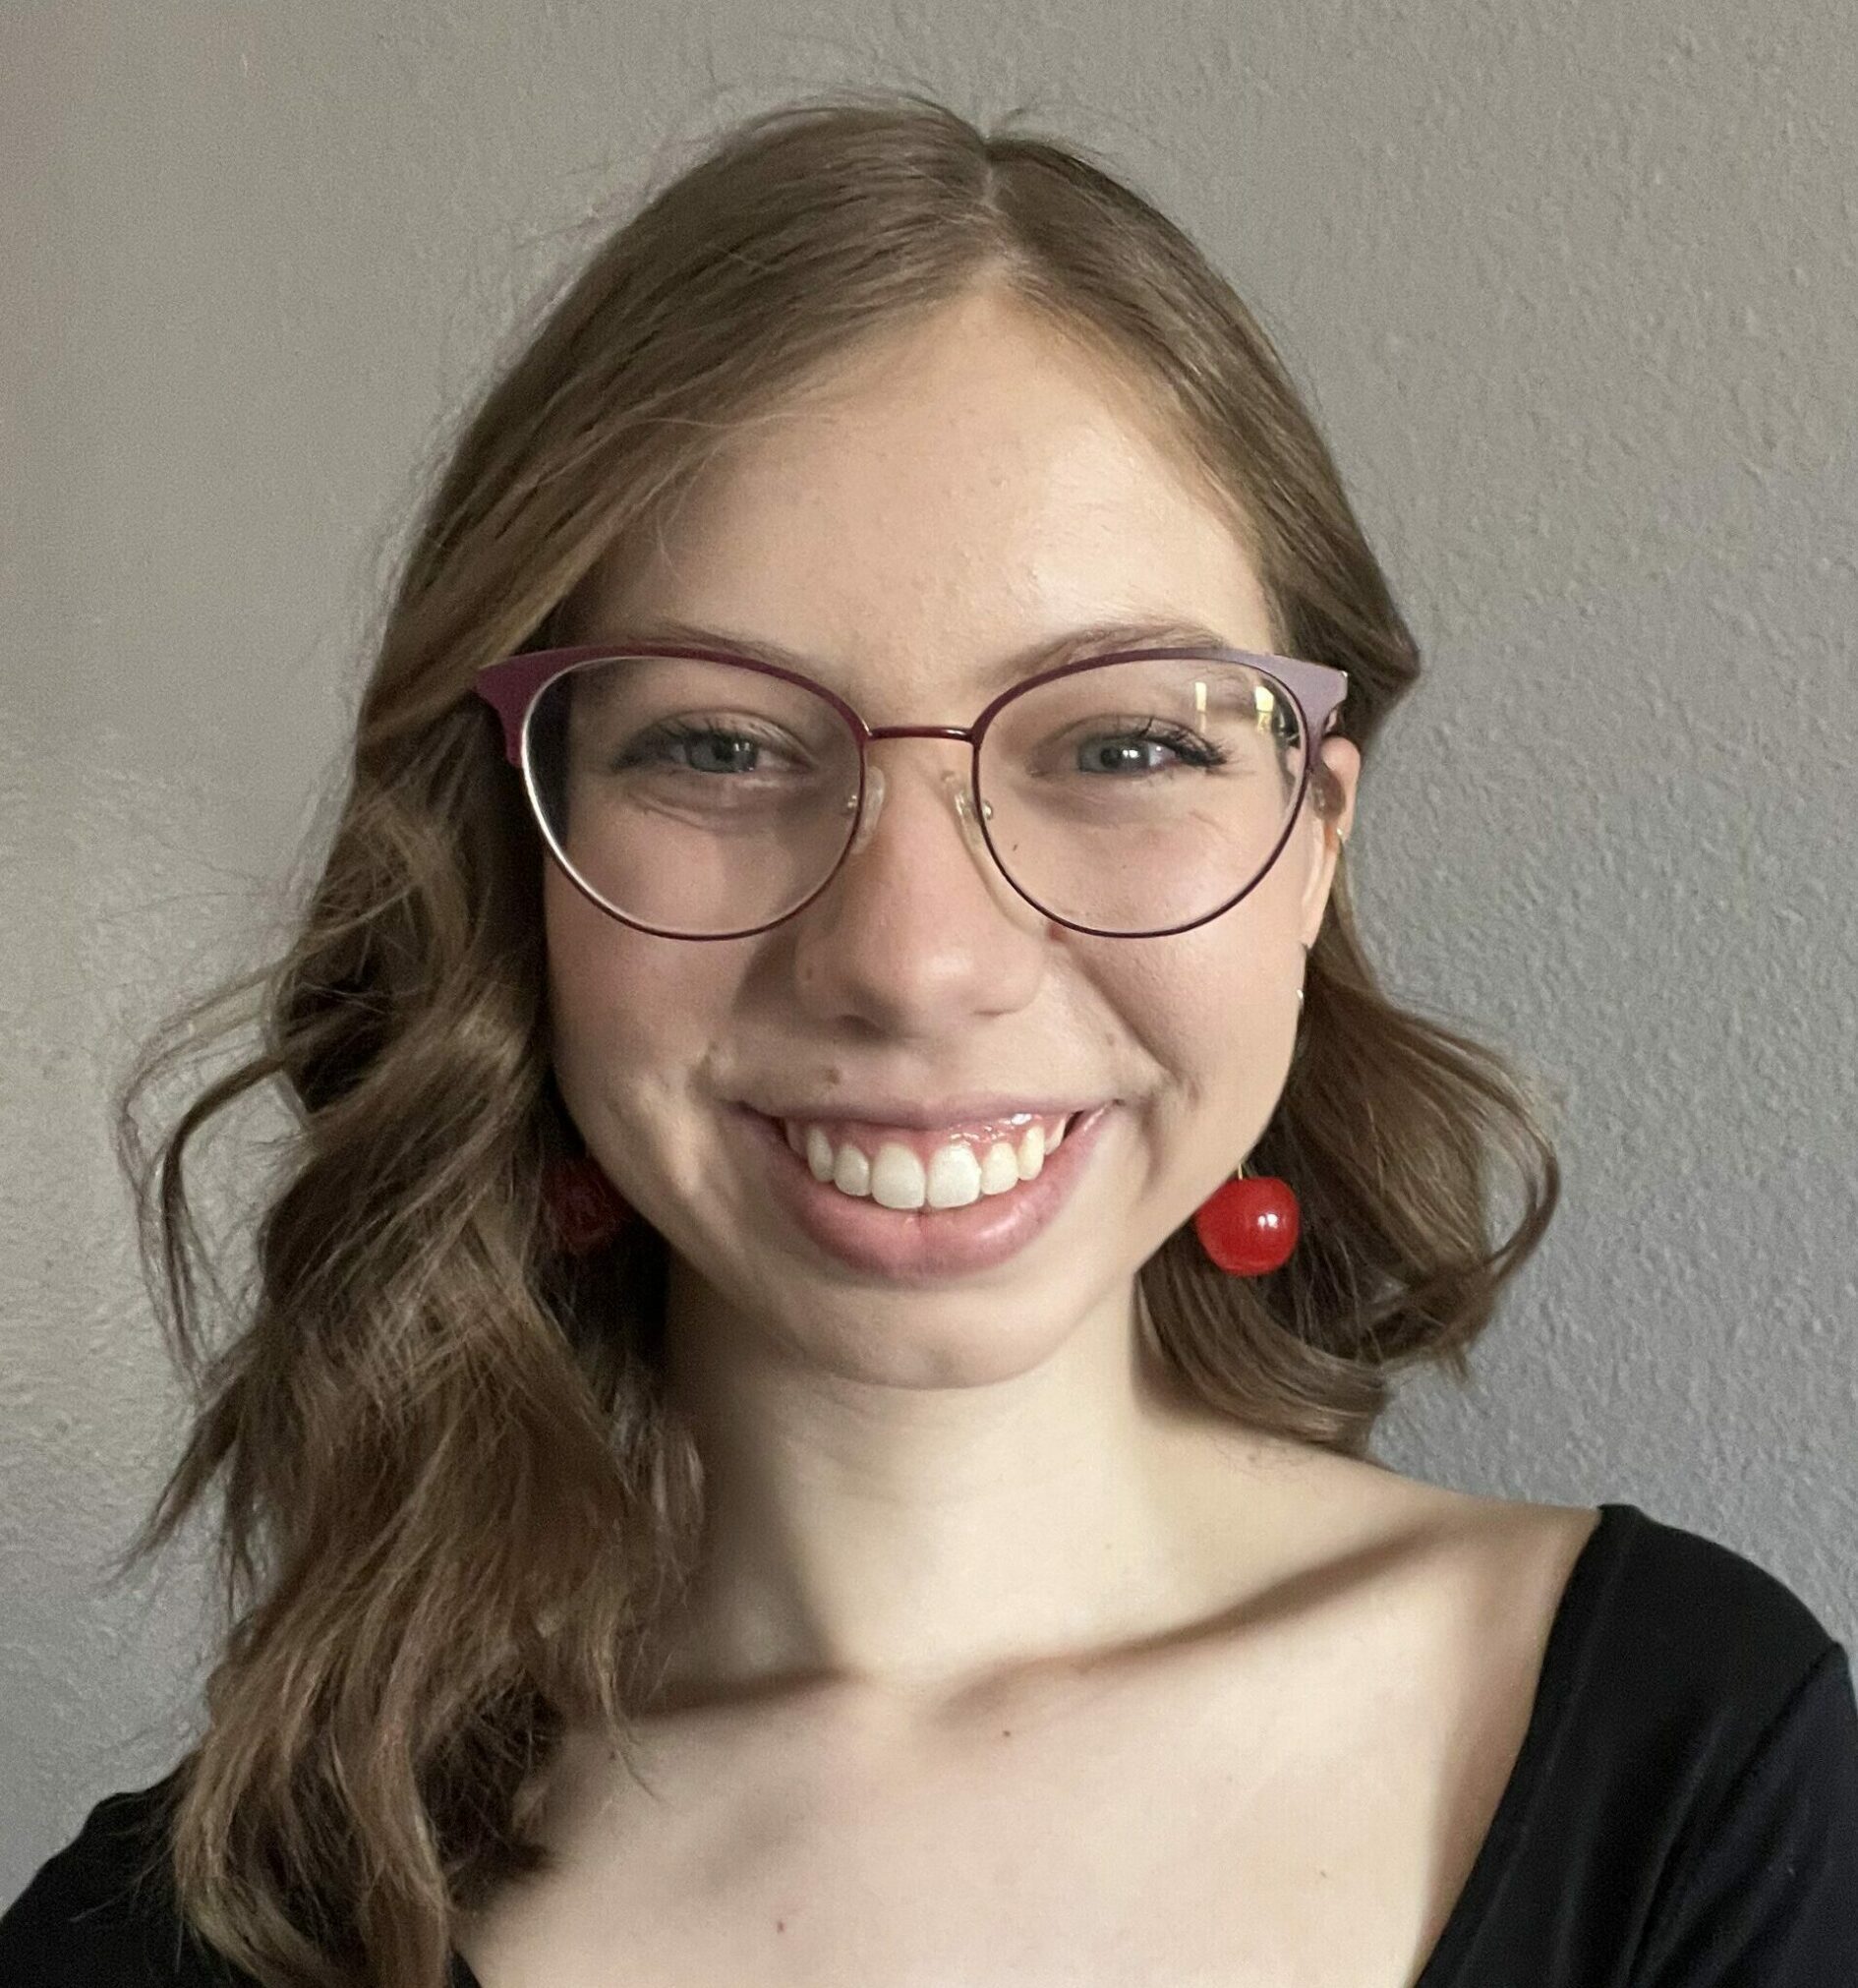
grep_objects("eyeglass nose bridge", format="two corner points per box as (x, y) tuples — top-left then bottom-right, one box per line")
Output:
(842, 725), (995, 863)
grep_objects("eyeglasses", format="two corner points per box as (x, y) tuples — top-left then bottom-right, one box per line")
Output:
(474, 641), (1348, 940)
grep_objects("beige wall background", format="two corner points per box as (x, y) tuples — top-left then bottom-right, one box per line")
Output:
(5, 0), (1854, 1893)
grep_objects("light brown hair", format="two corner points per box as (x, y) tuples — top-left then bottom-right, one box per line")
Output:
(109, 88), (1559, 1988)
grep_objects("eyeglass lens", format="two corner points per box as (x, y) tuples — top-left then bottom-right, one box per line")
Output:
(521, 653), (1311, 937)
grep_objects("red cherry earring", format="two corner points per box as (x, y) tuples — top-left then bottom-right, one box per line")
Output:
(541, 1153), (633, 1256)
(1192, 1161), (1300, 1275)
(1191, 962), (1309, 1276)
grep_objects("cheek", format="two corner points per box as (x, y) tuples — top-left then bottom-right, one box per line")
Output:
(543, 865), (619, 1064)
(541, 863), (725, 1119)
(1100, 935), (1289, 1092)
(1082, 840), (1309, 1134)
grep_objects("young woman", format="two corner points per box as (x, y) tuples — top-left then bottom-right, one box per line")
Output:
(4, 90), (1853, 1988)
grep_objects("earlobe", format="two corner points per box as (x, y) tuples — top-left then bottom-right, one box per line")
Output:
(1300, 837), (1338, 951)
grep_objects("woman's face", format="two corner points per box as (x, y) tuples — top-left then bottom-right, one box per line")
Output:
(547, 289), (1360, 1387)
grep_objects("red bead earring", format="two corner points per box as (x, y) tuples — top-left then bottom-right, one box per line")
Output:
(1191, 959), (1308, 1275)
(1192, 1162), (1300, 1275)
(541, 1153), (633, 1255)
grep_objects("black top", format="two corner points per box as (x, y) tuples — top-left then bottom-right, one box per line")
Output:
(4, 1501), (1855, 1986)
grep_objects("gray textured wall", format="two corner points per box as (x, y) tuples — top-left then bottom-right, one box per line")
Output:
(6, 0), (1854, 1895)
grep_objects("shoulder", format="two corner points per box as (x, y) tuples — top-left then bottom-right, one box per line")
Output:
(0, 1766), (250, 1986)
(1448, 1492), (1845, 1729)
(1573, 1505), (1858, 1978)
(1568, 1499), (1843, 1708)
(1400, 1486), (1849, 1804)
(1442, 1492), (1857, 1972)
(1475, 1494), (1855, 1837)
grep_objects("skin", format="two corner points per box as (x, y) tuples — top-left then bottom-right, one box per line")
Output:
(545, 283), (1369, 1717)
(461, 285), (1605, 1985)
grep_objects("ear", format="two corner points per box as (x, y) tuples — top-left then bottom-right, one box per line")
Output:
(1299, 736), (1361, 950)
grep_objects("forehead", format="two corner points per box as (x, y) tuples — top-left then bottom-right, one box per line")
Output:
(574, 292), (1276, 697)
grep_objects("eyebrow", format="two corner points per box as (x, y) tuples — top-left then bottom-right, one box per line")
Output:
(599, 614), (1257, 694)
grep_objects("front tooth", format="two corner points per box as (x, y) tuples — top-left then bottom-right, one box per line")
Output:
(926, 1143), (983, 1208)
(784, 1119), (805, 1155)
(979, 1141), (1019, 1195)
(870, 1142), (927, 1209)
(1047, 1114), (1068, 1151)
(833, 1142), (872, 1197)
(806, 1126), (836, 1181)
(1016, 1123), (1046, 1180)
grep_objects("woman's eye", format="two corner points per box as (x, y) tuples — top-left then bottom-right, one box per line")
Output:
(615, 723), (782, 775)
(1074, 727), (1225, 775)
(672, 731), (760, 774)
(1080, 738), (1166, 774)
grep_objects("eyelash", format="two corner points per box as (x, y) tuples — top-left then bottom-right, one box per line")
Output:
(615, 718), (798, 775)
(1082, 717), (1231, 772)
(618, 714), (1235, 780)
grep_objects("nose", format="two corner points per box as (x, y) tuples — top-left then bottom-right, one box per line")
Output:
(786, 741), (1048, 1037)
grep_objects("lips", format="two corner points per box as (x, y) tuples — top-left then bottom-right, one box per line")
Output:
(734, 1101), (1116, 1282)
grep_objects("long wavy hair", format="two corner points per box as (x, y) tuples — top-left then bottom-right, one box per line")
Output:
(105, 88), (1560, 1988)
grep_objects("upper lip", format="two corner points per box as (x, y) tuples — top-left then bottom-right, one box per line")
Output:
(743, 1097), (1109, 1129)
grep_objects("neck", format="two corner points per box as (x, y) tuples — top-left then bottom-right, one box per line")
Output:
(639, 1267), (1337, 1719)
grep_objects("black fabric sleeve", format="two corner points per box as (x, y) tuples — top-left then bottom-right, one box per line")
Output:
(0, 1777), (248, 1987)
(1634, 1640), (1858, 1985)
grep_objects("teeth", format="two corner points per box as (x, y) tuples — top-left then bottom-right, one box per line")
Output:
(926, 1143), (983, 1208)
(979, 1141), (1019, 1195)
(871, 1144), (926, 1209)
(833, 1143), (872, 1197)
(782, 1113), (1078, 1210)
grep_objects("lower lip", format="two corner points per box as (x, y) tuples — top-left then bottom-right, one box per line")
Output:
(732, 1104), (1116, 1283)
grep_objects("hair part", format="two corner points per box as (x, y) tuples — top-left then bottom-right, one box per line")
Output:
(108, 87), (1559, 1988)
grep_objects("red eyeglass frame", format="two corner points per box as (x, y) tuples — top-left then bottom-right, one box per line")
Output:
(474, 641), (1350, 941)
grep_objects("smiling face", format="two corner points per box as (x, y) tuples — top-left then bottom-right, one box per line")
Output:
(545, 286), (1359, 1388)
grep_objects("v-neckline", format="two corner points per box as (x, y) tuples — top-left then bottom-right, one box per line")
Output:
(1406, 1499), (1632, 1986)
(449, 1503), (1635, 1988)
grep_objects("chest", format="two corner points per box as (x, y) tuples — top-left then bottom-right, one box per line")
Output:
(453, 1574), (1548, 1988)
